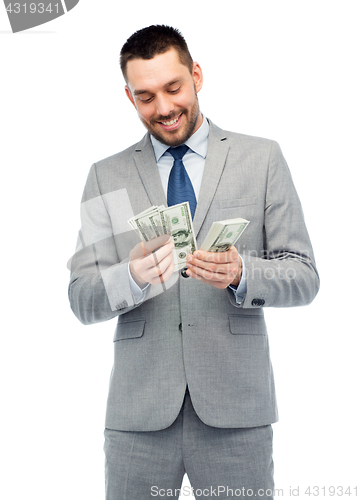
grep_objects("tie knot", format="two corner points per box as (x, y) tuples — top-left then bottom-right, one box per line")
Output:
(168, 145), (189, 161)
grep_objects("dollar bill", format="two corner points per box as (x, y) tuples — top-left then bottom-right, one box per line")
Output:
(200, 218), (250, 252)
(159, 202), (197, 271)
(128, 205), (165, 240)
(128, 202), (197, 271)
(128, 205), (249, 272)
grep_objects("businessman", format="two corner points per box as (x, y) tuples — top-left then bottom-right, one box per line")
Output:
(68, 25), (319, 499)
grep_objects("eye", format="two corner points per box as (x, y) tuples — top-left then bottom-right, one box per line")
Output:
(139, 96), (154, 103)
(168, 87), (180, 94)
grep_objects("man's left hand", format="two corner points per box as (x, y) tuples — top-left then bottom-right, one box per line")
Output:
(185, 246), (242, 289)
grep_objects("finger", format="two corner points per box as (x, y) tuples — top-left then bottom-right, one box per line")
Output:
(192, 247), (239, 264)
(130, 234), (172, 260)
(149, 249), (165, 287)
(146, 254), (175, 285)
(149, 258), (175, 285)
(152, 238), (175, 263)
(160, 259), (175, 282)
(187, 256), (235, 276)
(133, 238), (174, 271)
(187, 264), (228, 281)
(186, 266), (230, 289)
(132, 251), (174, 285)
(189, 258), (240, 283)
(144, 240), (174, 274)
(143, 234), (172, 254)
(186, 256), (220, 273)
(148, 252), (174, 280)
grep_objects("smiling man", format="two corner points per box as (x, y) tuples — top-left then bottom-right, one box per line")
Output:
(69, 25), (319, 500)
(124, 49), (203, 147)
(123, 31), (203, 147)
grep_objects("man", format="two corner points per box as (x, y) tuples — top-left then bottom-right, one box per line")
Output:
(69, 25), (319, 499)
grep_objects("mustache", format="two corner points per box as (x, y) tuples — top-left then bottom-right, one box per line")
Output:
(152, 111), (185, 123)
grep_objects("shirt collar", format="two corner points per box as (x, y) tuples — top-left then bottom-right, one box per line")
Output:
(150, 114), (209, 162)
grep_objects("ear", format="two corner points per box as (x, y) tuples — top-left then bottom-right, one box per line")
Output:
(192, 62), (203, 93)
(125, 85), (136, 108)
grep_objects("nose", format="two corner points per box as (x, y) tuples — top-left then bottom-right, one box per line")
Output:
(156, 93), (174, 118)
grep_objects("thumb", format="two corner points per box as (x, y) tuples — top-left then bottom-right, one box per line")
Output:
(130, 234), (172, 260)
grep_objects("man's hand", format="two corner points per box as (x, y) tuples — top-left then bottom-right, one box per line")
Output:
(129, 234), (175, 288)
(185, 246), (242, 289)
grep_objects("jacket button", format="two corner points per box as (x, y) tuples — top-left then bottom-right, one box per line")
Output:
(252, 298), (265, 306)
(181, 267), (190, 278)
(116, 300), (128, 310)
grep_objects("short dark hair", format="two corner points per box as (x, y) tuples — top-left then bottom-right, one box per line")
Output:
(120, 25), (193, 81)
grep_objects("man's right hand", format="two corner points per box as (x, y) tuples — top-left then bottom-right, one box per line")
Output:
(129, 234), (175, 288)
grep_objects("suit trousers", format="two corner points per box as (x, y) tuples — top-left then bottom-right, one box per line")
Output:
(104, 389), (274, 499)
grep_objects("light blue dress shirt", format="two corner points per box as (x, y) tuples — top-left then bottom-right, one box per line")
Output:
(129, 116), (247, 304)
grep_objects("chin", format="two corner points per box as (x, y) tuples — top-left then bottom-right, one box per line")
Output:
(153, 123), (195, 147)
(147, 127), (183, 147)
(142, 106), (199, 146)
(159, 134), (186, 147)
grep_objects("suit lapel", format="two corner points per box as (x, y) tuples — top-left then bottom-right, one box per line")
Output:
(133, 133), (168, 208)
(193, 121), (229, 237)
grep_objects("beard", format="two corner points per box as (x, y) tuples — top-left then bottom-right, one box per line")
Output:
(140, 95), (200, 147)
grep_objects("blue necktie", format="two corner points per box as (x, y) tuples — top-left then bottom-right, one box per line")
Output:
(167, 145), (197, 219)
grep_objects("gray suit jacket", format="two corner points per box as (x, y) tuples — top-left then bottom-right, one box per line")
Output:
(68, 120), (319, 431)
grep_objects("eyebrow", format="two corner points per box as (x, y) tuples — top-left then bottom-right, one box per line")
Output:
(133, 79), (182, 97)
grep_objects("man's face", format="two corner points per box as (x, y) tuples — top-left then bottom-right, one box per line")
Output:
(125, 48), (203, 146)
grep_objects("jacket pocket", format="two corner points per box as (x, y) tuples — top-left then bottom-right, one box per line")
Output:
(228, 314), (267, 335)
(219, 196), (257, 209)
(113, 319), (146, 341)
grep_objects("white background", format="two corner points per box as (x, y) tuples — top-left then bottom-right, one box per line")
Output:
(1, 1), (360, 498)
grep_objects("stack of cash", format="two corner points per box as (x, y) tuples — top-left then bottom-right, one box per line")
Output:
(200, 218), (250, 252)
(128, 202), (197, 271)
(128, 203), (250, 271)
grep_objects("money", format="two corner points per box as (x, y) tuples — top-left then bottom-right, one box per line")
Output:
(128, 202), (197, 271)
(128, 205), (166, 241)
(200, 218), (250, 252)
(128, 205), (250, 273)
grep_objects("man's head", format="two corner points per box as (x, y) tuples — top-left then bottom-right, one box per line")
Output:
(120, 25), (203, 147)
(120, 25), (193, 82)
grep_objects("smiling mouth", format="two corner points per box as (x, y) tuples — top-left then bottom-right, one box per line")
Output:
(161, 115), (180, 126)
(157, 113), (183, 130)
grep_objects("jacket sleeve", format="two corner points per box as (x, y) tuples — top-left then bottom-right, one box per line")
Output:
(68, 163), (177, 325)
(228, 141), (320, 309)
